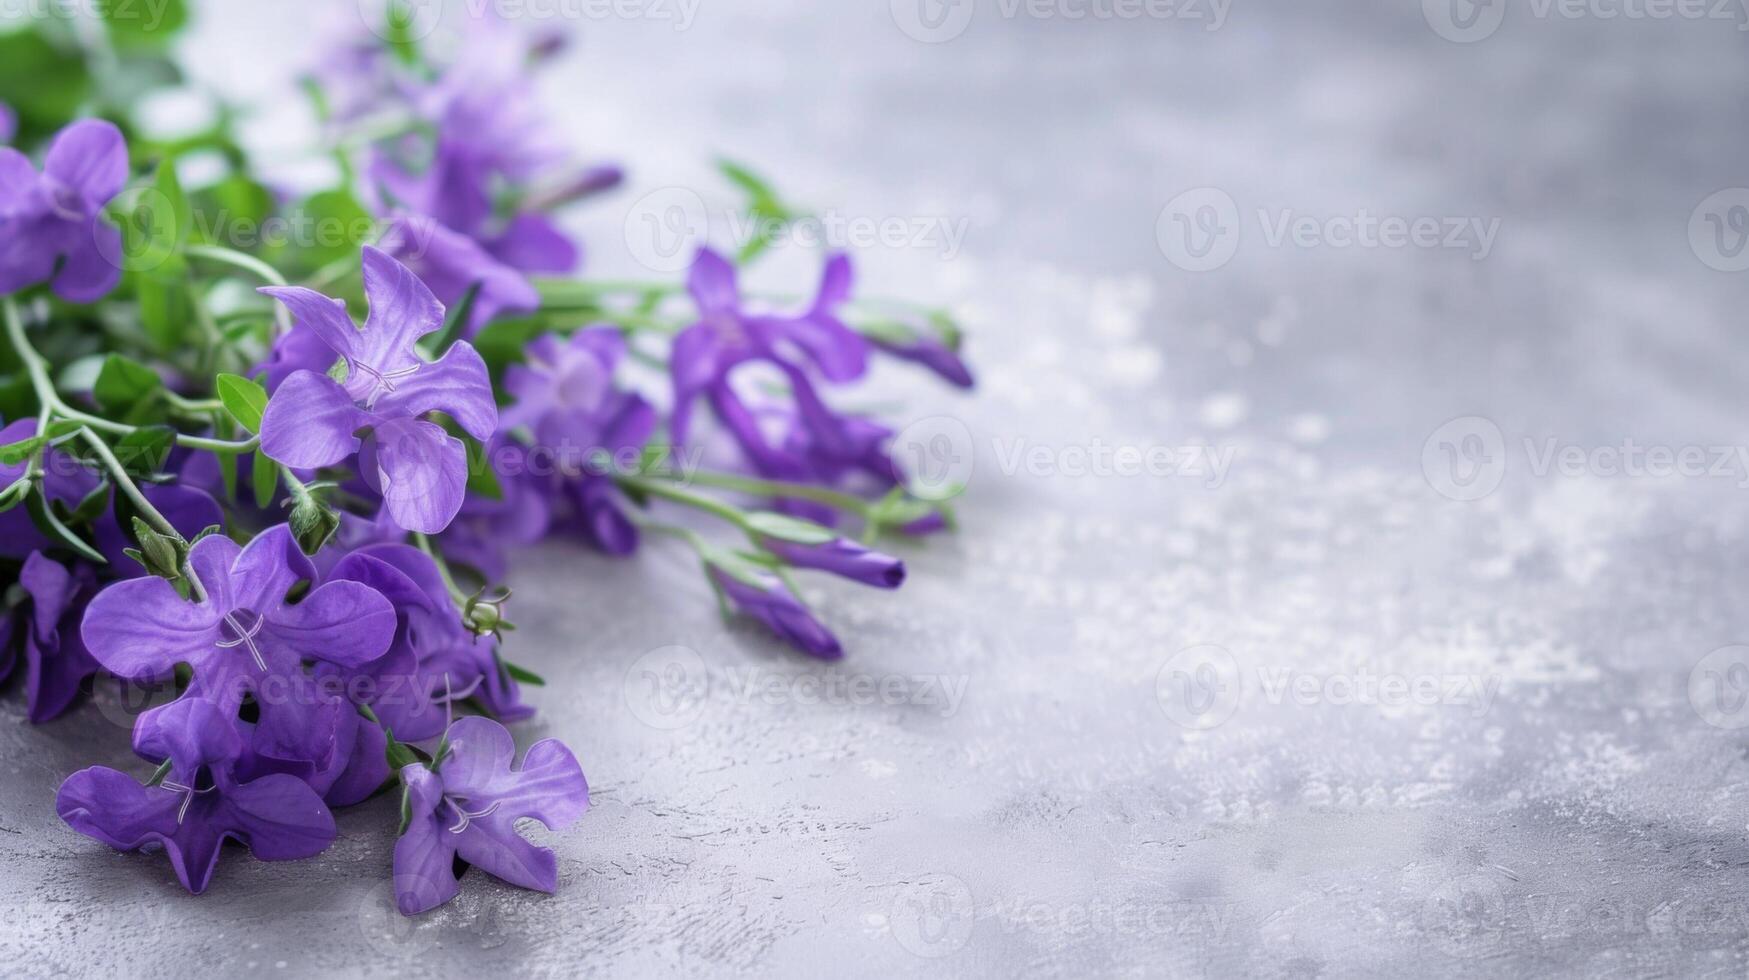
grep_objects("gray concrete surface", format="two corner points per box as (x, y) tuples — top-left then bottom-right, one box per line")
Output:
(5, 0), (1749, 976)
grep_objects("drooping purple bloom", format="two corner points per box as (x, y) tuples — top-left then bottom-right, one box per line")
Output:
(14, 552), (101, 722)
(56, 697), (337, 894)
(258, 247), (498, 533)
(81, 524), (397, 766)
(0, 102), (15, 144)
(707, 562), (842, 659)
(500, 328), (654, 555)
(670, 249), (869, 464)
(236, 697), (390, 809)
(871, 330), (975, 390)
(393, 716), (588, 915)
(378, 213), (540, 338)
(758, 534), (906, 589)
(0, 119), (128, 302)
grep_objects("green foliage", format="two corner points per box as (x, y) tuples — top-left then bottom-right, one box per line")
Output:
(215, 373), (267, 433)
(98, 0), (190, 49)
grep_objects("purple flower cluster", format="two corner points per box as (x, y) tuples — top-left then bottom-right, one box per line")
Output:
(3, 7), (973, 920)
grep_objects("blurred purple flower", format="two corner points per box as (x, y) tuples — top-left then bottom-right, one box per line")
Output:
(670, 248), (869, 464)
(393, 716), (588, 915)
(56, 697), (337, 894)
(501, 328), (654, 555)
(378, 213), (540, 338)
(708, 561), (842, 659)
(0, 119), (128, 302)
(15, 551), (101, 722)
(758, 534), (906, 590)
(258, 247), (497, 533)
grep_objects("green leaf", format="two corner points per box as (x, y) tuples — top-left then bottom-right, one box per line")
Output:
(137, 273), (192, 351)
(502, 659), (546, 687)
(215, 374), (268, 434)
(26, 487), (106, 564)
(428, 281), (480, 357)
(0, 420), (81, 465)
(98, 0), (190, 48)
(114, 425), (175, 477)
(93, 353), (163, 413)
(464, 436), (503, 501)
(297, 189), (374, 268)
(251, 451), (278, 510)
(745, 511), (838, 545)
(0, 31), (93, 140)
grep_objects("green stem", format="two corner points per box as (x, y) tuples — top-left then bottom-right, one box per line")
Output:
(3, 298), (258, 456)
(645, 467), (873, 518)
(412, 532), (471, 606)
(76, 428), (178, 540)
(616, 474), (752, 530)
(185, 244), (292, 335)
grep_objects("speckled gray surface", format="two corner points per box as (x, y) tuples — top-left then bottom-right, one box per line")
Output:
(5, 1), (1749, 976)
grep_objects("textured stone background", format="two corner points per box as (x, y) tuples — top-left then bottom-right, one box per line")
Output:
(4, 0), (1749, 976)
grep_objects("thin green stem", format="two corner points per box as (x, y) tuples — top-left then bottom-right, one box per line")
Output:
(645, 467), (872, 518)
(4, 298), (257, 456)
(616, 474), (753, 530)
(412, 532), (472, 606)
(186, 244), (293, 336)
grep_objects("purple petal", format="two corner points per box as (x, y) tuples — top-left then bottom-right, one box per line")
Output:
(227, 524), (316, 613)
(0, 146), (36, 211)
(260, 371), (366, 469)
(43, 119), (127, 208)
(486, 212), (578, 274)
(667, 324), (722, 448)
(393, 765), (463, 915)
(220, 774), (338, 861)
(574, 478), (638, 556)
(52, 219), (122, 303)
(762, 537), (906, 589)
(132, 697), (244, 769)
(814, 252), (854, 310)
(81, 576), (220, 681)
(325, 719), (389, 807)
(361, 245), (446, 358)
(687, 248), (740, 315)
(370, 417), (468, 534)
(257, 286), (361, 363)
(56, 766), (185, 861)
(264, 579), (396, 668)
(372, 340), (497, 441)
(439, 717), (589, 828)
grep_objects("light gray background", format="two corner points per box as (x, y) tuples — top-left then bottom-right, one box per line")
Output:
(5, 0), (1749, 976)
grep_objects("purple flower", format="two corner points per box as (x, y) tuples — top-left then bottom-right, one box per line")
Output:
(758, 534), (906, 590)
(56, 697), (337, 895)
(320, 543), (531, 741)
(258, 246), (498, 533)
(443, 437), (552, 579)
(81, 524), (397, 765)
(0, 119), (128, 302)
(15, 552), (101, 722)
(501, 328), (654, 555)
(707, 561), (842, 659)
(871, 330), (975, 390)
(236, 698), (390, 809)
(670, 249), (869, 463)
(0, 102), (15, 144)
(378, 213), (540, 338)
(393, 716), (588, 915)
